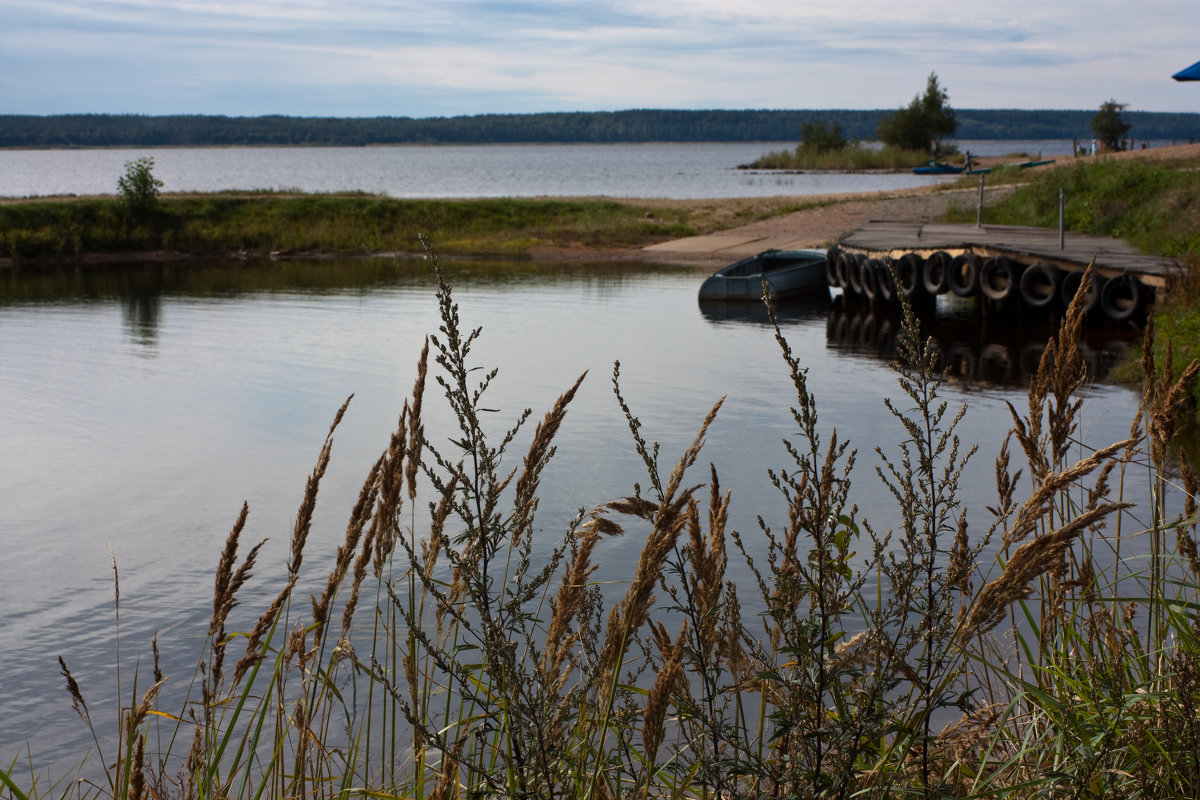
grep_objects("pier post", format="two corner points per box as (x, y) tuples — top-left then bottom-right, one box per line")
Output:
(1059, 189), (1065, 249)
(976, 174), (985, 227)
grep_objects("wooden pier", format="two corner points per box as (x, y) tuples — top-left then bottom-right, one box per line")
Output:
(830, 220), (1182, 322)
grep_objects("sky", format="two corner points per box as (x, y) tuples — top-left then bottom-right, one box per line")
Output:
(2, 0), (1199, 118)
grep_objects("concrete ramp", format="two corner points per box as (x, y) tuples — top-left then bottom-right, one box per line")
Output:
(642, 233), (822, 259)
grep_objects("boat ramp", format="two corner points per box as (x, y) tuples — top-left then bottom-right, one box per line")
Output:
(830, 220), (1180, 322)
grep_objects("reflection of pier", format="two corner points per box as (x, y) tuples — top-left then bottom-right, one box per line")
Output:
(824, 296), (1135, 389)
(831, 221), (1181, 323)
(697, 291), (1137, 390)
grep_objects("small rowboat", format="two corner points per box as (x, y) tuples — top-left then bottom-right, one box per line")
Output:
(697, 249), (828, 301)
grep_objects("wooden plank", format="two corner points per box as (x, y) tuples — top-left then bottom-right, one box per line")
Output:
(839, 221), (1181, 287)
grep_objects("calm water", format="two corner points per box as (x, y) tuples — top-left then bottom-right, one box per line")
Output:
(0, 256), (1162, 775)
(0, 140), (1074, 199)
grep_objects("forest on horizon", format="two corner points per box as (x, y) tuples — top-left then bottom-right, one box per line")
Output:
(3, 109), (1199, 148)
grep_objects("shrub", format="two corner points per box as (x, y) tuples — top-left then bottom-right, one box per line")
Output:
(116, 157), (163, 219)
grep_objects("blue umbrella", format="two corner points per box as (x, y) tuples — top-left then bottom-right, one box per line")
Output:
(1173, 60), (1200, 81)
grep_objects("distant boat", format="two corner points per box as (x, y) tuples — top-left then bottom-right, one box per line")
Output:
(915, 157), (1053, 176)
(913, 161), (965, 175)
(697, 249), (828, 301)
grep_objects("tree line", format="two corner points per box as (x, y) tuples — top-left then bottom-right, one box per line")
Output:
(2, 108), (1199, 148)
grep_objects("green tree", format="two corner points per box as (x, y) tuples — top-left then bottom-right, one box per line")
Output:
(876, 72), (957, 156)
(797, 120), (847, 154)
(117, 157), (163, 218)
(1091, 99), (1131, 151)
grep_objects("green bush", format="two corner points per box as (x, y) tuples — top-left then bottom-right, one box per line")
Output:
(116, 157), (163, 219)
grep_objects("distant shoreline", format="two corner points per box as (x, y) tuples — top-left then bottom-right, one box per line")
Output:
(4, 109), (1199, 148)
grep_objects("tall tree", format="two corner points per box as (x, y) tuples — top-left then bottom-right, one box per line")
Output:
(1091, 99), (1131, 151)
(876, 72), (957, 156)
(798, 120), (847, 153)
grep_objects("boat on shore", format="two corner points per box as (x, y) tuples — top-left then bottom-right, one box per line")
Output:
(912, 161), (965, 175)
(697, 249), (828, 301)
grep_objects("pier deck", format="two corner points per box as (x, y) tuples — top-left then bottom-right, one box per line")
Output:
(840, 220), (1179, 288)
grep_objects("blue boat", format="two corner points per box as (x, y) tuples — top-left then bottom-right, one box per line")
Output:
(697, 249), (828, 301)
(913, 161), (965, 175)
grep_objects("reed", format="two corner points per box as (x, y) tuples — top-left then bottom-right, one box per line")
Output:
(745, 144), (941, 171)
(5, 247), (1200, 800)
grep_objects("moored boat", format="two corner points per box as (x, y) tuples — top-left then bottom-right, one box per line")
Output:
(697, 249), (828, 301)
(912, 161), (964, 175)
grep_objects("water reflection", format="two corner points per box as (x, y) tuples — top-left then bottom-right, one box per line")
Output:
(121, 292), (162, 347)
(700, 290), (1138, 390)
(0, 256), (693, 304)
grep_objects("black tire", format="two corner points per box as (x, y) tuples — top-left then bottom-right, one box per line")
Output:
(1059, 268), (1101, 313)
(874, 258), (896, 303)
(1019, 262), (1062, 309)
(1099, 273), (1143, 321)
(825, 247), (842, 288)
(839, 251), (863, 295)
(923, 251), (952, 295)
(895, 253), (925, 298)
(980, 256), (1023, 301)
(860, 257), (880, 299)
(948, 253), (981, 297)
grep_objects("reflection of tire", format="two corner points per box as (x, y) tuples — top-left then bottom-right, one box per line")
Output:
(825, 247), (842, 288)
(978, 343), (1013, 385)
(1059, 269), (1101, 313)
(875, 259), (896, 303)
(1099, 273), (1143, 321)
(1019, 262), (1062, 309)
(949, 254), (981, 297)
(840, 252), (864, 295)
(1019, 342), (1048, 379)
(860, 258), (880, 299)
(981, 257), (1023, 301)
(875, 317), (895, 354)
(1096, 339), (1131, 379)
(896, 253), (924, 298)
(858, 314), (878, 348)
(830, 308), (849, 343)
(1079, 342), (1098, 382)
(923, 251), (952, 295)
(844, 312), (862, 344)
(945, 344), (975, 380)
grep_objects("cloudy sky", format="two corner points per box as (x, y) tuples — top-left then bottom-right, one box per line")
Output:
(2, 0), (1199, 117)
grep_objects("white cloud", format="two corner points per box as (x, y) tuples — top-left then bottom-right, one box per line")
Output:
(2, 0), (1199, 114)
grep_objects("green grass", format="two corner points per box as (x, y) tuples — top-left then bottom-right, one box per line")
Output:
(745, 144), (948, 171)
(0, 195), (702, 261)
(943, 154), (1200, 403)
(946, 156), (1200, 259)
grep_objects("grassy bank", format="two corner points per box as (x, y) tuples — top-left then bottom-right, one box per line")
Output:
(0, 193), (812, 264)
(743, 143), (937, 171)
(4, 246), (1200, 800)
(945, 153), (1200, 396)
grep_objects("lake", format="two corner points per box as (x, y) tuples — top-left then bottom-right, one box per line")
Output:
(0, 140), (1078, 200)
(0, 255), (1162, 777)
